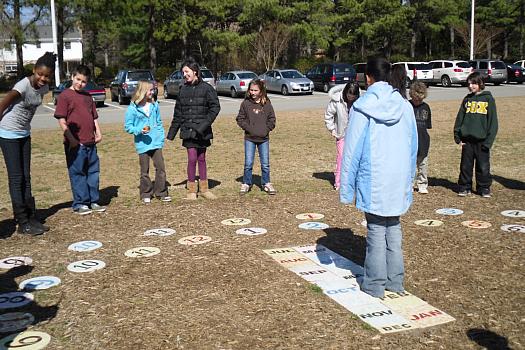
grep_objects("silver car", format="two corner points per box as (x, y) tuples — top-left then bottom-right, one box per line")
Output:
(260, 69), (314, 95)
(429, 60), (472, 87)
(164, 68), (215, 99)
(216, 71), (258, 98)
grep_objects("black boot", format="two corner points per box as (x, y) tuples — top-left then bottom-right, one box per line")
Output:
(26, 196), (49, 231)
(30, 218), (50, 232)
(18, 222), (45, 236)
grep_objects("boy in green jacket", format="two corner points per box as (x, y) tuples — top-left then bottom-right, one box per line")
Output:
(453, 72), (498, 198)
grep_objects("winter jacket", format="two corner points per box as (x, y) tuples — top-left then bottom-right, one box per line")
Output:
(324, 84), (349, 139)
(236, 99), (276, 143)
(167, 80), (220, 142)
(124, 101), (165, 154)
(453, 91), (498, 149)
(340, 81), (418, 217)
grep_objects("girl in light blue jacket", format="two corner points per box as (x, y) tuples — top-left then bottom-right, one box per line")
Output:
(124, 81), (171, 203)
(340, 58), (417, 298)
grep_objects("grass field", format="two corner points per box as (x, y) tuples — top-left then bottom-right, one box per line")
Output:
(0, 97), (524, 349)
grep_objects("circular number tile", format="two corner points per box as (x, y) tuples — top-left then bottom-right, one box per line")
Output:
(221, 218), (251, 226)
(461, 220), (492, 229)
(295, 213), (324, 220)
(500, 224), (525, 233)
(178, 235), (212, 245)
(235, 227), (267, 236)
(500, 210), (525, 218)
(0, 292), (34, 310)
(414, 220), (443, 227)
(0, 257), (32, 270)
(435, 208), (464, 216)
(67, 240), (103, 252)
(67, 260), (106, 273)
(124, 247), (160, 258)
(19, 276), (61, 291)
(0, 331), (51, 350)
(298, 222), (330, 230)
(0, 312), (35, 333)
(144, 228), (176, 237)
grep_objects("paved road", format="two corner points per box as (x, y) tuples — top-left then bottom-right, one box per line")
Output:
(30, 83), (525, 130)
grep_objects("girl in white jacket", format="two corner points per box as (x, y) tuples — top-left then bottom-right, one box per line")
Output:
(324, 82), (360, 190)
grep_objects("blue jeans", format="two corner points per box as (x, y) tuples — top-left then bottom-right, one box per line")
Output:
(361, 213), (405, 298)
(243, 140), (270, 185)
(65, 144), (100, 210)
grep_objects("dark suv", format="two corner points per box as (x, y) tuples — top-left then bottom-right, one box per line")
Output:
(468, 59), (507, 85)
(306, 63), (356, 92)
(110, 69), (158, 105)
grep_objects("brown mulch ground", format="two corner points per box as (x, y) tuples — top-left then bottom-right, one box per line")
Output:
(0, 97), (524, 349)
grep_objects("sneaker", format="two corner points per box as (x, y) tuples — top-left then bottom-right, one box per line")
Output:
(90, 203), (106, 212)
(158, 196), (172, 202)
(142, 197), (151, 204)
(74, 205), (92, 215)
(18, 222), (45, 236)
(418, 187), (429, 194)
(458, 190), (471, 197)
(240, 183), (251, 194)
(263, 183), (277, 195)
(480, 189), (491, 198)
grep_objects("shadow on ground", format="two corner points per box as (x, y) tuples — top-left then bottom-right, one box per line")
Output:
(493, 175), (525, 190)
(313, 172), (335, 187)
(317, 227), (366, 267)
(467, 328), (512, 350)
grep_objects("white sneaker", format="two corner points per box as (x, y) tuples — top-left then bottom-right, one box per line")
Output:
(240, 183), (251, 194)
(158, 196), (172, 202)
(418, 187), (428, 194)
(263, 183), (276, 195)
(142, 198), (151, 204)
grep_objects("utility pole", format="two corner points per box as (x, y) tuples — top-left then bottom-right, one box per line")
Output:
(50, 0), (60, 86)
(470, 0), (475, 60)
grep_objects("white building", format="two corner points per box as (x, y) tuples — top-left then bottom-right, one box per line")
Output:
(0, 25), (82, 76)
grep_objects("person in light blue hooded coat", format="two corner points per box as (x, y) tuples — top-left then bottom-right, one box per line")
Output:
(340, 57), (417, 298)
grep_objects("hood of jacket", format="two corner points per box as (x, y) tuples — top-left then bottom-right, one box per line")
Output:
(352, 81), (405, 125)
(328, 84), (346, 103)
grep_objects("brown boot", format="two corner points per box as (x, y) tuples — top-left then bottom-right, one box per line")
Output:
(185, 181), (197, 200)
(199, 180), (217, 200)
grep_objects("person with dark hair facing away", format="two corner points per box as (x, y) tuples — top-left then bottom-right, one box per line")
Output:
(167, 58), (221, 200)
(454, 72), (498, 198)
(324, 81), (360, 191)
(0, 52), (56, 235)
(388, 64), (408, 99)
(236, 79), (276, 195)
(54, 65), (106, 215)
(340, 57), (417, 298)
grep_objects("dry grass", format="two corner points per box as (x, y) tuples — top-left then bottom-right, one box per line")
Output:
(0, 97), (524, 349)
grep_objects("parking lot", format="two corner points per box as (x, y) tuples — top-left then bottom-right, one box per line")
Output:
(30, 83), (525, 130)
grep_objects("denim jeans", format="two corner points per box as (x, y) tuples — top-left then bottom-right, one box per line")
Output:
(361, 212), (405, 298)
(65, 144), (100, 210)
(243, 139), (270, 185)
(0, 136), (33, 223)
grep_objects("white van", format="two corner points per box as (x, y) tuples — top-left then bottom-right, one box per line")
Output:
(429, 60), (472, 87)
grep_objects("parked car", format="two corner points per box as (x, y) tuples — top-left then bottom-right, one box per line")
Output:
(354, 62), (367, 89)
(506, 63), (525, 84)
(305, 63), (356, 92)
(52, 80), (106, 107)
(513, 60), (525, 69)
(216, 71), (258, 98)
(164, 67), (215, 99)
(110, 69), (158, 105)
(429, 60), (472, 87)
(260, 69), (314, 95)
(468, 59), (507, 85)
(392, 62), (433, 87)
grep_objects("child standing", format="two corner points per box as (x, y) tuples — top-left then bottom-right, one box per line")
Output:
(409, 81), (432, 194)
(454, 72), (498, 198)
(324, 82), (360, 190)
(167, 59), (221, 200)
(340, 57), (417, 299)
(54, 65), (106, 215)
(125, 81), (171, 204)
(0, 52), (56, 235)
(236, 79), (276, 194)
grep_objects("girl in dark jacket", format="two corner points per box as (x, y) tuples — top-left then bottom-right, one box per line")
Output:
(167, 59), (221, 199)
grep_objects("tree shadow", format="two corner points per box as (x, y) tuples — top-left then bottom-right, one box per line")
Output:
(312, 172), (335, 187)
(428, 177), (457, 191)
(493, 175), (525, 190)
(0, 265), (59, 332)
(235, 175), (262, 190)
(316, 227), (367, 268)
(467, 328), (512, 350)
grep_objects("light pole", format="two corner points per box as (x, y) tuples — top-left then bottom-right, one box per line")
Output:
(50, 0), (60, 86)
(470, 0), (475, 60)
